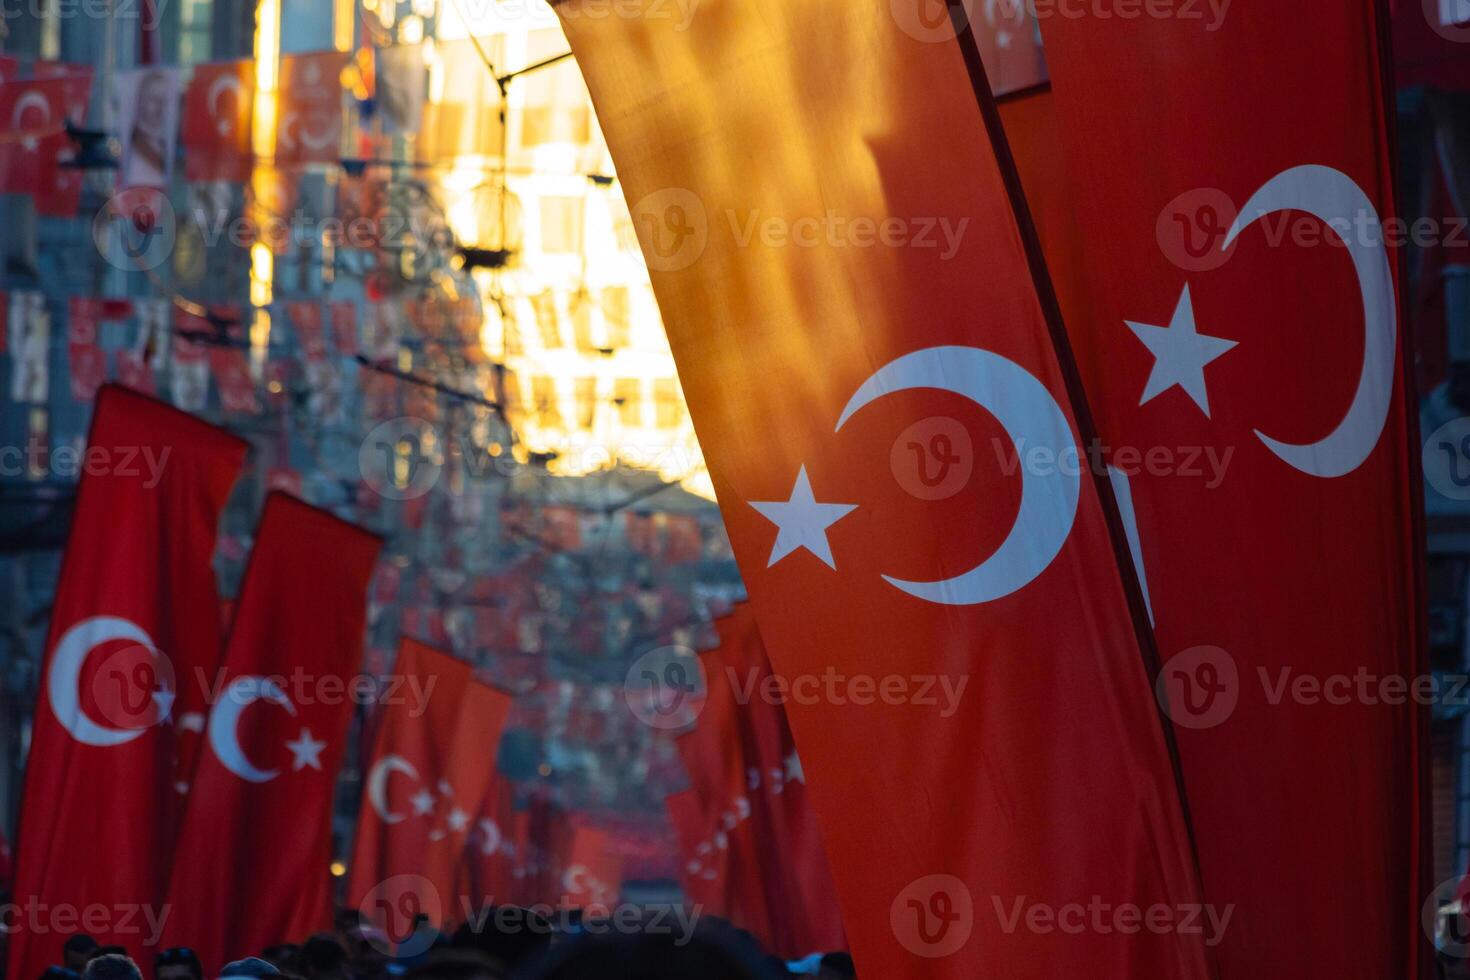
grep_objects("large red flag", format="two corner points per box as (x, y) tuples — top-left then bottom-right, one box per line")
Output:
(555, 1), (1213, 976)
(162, 493), (380, 973)
(8, 385), (245, 980)
(349, 642), (512, 936)
(1036, 6), (1426, 979)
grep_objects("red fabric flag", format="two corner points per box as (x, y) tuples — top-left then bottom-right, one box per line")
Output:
(715, 605), (845, 958)
(558, 2), (1216, 975)
(0, 77), (83, 208)
(675, 644), (775, 948)
(1037, 7), (1426, 978)
(162, 493), (380, 973)
(349, 642), (513, 935)
(7, 386), (246, 980)
(210, 348), (260, 414)
(182, 61), (254, 183)
(35, 67), (92, 216)
(462, 773), (518, 905)
(276, 52), (347, 166)
(664, 789), (723, 913)
(287, 300), (328, 361)
(558, 825), (623, 909)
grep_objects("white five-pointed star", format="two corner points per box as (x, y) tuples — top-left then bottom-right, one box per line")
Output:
(285, 728), (327, 770)
(410, 789), (436, 816)
(749, 466), (857, 570)
(1125, 285), (1238, 417)
(784, 752), (804, 785)
(447, 807), (470, 833)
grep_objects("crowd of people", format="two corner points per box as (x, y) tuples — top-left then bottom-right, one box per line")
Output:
(36, 912), (857, 980)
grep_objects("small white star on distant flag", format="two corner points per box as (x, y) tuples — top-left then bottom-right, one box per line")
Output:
(1126, 285), (1238, 417)
(285, 728), (327, 771)
(447, 807), (470, 833)
(784, 752), (804, 784)
(410, 789), (436, 816)
(749, 466), (857, 570)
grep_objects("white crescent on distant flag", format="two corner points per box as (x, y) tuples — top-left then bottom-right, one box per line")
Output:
(208, 675), (296, 783)
(367, 755), (419, 824)
(206, 73), (243, 134)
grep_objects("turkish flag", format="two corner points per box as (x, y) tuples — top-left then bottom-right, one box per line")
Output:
(276, 52), (347, 166)
(664, 789), (724, 913)
(34, 67), (92, 216)
(714, 606), (845, 958)
(182, 61), (254, 183)
(558, 824), (623, 910)
(675, 645), (775, 949)
(162, 493), (380, 974)
(1036, 7), (1426, 979)
(461, 772), (518, 905)
(7, 386), (246, 980)
(0, 75), (83, 208)
(348, 641), (513, 936)
(558, 1), (1212, 976)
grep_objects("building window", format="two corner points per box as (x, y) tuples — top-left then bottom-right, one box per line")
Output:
(654, 378), (682, 429)
(601, 286), (630, 349)
(613, 378), (642, 428)
(539, 196), (585, 255)
(532, 376), (562, 428)
(575, 377), (597, 429)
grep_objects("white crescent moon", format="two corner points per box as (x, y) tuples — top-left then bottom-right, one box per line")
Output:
(207, 74), (242, 133)
(367, 755), (418, 824)
(1223, 164), (1396, 478)
(208, 676), (296, 783)
(299, 117), (338, 152)
(12, 91), (51, 128)
(836, 346), (1081, 605)
(47, 616), (159, 747)
(562, 864), (590, 895)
